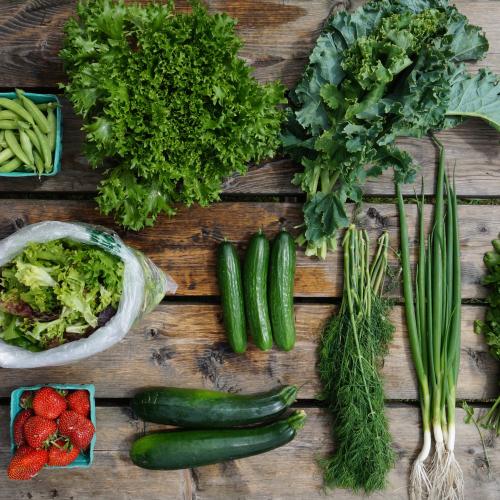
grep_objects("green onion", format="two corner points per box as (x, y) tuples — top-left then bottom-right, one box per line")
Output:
(397, 136), (463, 499)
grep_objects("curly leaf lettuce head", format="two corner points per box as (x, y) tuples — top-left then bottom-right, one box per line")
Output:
(60, 0), (285, 230)
(286, 0), (494, 257)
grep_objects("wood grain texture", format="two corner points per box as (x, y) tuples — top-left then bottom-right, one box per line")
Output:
(1, 116), (500, 197)
(0, 3), (500, 197)
(0, 1), (499, 88)
(0, 406), (498, 499)
(0, 304), (497, 400)
(0, 200), (495, 298)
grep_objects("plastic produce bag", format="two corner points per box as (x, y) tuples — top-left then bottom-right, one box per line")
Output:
(0, 221), (176, 368)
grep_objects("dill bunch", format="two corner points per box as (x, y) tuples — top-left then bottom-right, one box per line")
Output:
(318, 226), (395, 493)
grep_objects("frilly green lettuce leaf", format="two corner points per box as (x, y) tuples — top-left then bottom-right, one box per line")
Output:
(61, 0), (285, 230)
(0, 239), (124, 351)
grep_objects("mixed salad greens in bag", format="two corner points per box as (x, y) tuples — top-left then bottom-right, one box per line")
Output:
(0, 222), (176, 368)
(0, 239), (124, 351)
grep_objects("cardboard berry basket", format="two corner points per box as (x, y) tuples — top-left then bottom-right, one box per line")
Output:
(10, 384), (96, 468)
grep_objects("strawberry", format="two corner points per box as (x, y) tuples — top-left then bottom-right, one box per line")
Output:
(13, 409), (34, 447)
(7, 446), (48, 480)
(19, 391), (33, 409)
(58, 410), (95, 450)
(66, 390), (90, 417)
(47, 438), (80, 467)
(23, 416), (57, 449)
(32, 387), (67, 419)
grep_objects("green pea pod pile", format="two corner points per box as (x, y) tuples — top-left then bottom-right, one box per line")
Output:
(0, 90), (57, 174)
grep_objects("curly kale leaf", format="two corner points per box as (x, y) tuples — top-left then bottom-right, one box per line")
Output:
(445, 69), (500, 131)
(286, 0), (489, 257)
(61, 0), (285, 230)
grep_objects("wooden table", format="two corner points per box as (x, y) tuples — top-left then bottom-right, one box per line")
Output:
(1, 1), (499, 498)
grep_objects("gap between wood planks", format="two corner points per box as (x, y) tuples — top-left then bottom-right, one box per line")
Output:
(0, 399), (495, 409)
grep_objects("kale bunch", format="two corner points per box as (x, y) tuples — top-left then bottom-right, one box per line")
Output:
(61, 0), (285, 230)
(285, 0), (500, 258)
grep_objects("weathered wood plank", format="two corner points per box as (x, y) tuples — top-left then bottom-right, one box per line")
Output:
(1, 116), (500, 198)
(0, 304), (497, 400)
(0, 406), (497, 499)
(0, 200), (495, 298)
(0, 1), (498, 88)
(0, 0), (331, 88)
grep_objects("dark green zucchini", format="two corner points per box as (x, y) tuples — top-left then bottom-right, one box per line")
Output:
(243, 231), (273, 350)
(269, 230), (297, 351)
(217, 241), (247, 353)
(130, 411), (306, 470)
(131, 385), (298, 427)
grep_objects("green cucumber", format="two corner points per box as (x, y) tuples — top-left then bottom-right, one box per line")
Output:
(217, 241), (247, 353)
(130, 410), (306, 470)
(132, 385), (298, 427)
(244, 231), (273, 350)
(269, 230), (297, 351)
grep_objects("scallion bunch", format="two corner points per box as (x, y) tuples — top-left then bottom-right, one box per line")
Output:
(397, 137), (462, 499)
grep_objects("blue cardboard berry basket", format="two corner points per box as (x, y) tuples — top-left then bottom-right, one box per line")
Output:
(0, 92), (62, 177)
(10, 384), (96, 468)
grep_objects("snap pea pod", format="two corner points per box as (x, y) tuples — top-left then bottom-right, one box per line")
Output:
(47, 105), (57, 152)
(34, 152), (44, 174)
(0, 120), (19, 130)
(25, 128), (42, 154)
(37, 103), (49, 111)
(33, 125), (52, 172)
(0, 97), (34, 125)
(16, 89), (50, 134)
(4, 130), (30, 165)
(19, 130), (34, 165)
(0, 110), (17, 120)
(0, 148), (14, 163)
(0, 131), (6, 148)
(17, 121), (30, 130)
(0, 157), (22, 173)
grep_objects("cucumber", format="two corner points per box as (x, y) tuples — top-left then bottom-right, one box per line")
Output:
(243, 231), (273, 350)
(131, 385), (298, 427)
(269, 230), (297, 351)
(217, 241), (247, 353)
(130, 411), (306, 470)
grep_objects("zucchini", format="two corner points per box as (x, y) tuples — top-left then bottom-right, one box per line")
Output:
(217, 241), (247, 353)
(130, 410), (306, 470)
(269, 230), (297, 351)
(132, 385), (298, 427)
(243, 231), (273, 350)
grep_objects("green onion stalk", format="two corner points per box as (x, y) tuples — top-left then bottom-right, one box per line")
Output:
(396, 136), (463, 500)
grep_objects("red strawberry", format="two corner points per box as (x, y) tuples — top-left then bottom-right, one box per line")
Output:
(58, 410), (95, 450)
(13, 409), (34, 447)
(19, 391), (34, 409)
(47, 438), (80, 467)
(7, 446), (48, 480)
(66, 390), (90, 417)
(23, 416), (57, 449)
(32, 387), (67, 419)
